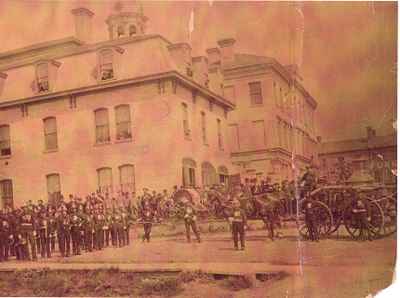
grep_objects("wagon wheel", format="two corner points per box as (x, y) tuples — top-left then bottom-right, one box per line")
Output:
(375, 197), (397, 237)
(343, 200), (384, 240)
(297, 200), (333, 239)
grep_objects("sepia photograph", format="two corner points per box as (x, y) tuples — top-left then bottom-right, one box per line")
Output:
(0, 0), (397, 297)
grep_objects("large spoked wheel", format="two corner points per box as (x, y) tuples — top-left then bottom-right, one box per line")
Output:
(343, 200), (384, 240)
(376, 197), (397, 237)
(297, 200), (334, 239)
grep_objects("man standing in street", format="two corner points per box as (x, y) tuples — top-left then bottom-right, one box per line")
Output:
(229, 200), (247, 250)
(183, 200), (201, 243)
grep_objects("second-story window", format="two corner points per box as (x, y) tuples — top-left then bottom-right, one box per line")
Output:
(43, 117), (58, 151)
(217, 119), (223, 150)
(182, 103), (190, 138)
(0, 125), (11, 156)
(99, 49), (114, 81)
(95, 108), (110, 144)
(115, 105), (132, 140)
(201, 112), (207, 145)
(249, 81), (263, 105)
(36, 63), (50, 93)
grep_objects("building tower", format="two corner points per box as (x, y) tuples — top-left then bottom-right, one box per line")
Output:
(105, 1), (148, 40)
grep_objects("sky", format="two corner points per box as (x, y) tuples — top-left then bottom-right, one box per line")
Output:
(0, 0), (397, 142)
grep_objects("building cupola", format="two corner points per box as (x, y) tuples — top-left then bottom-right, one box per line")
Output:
(105, 1), (148, 40)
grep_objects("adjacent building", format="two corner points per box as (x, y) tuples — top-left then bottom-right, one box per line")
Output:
(0, 7), (234, 208)
(319, 127), (397, 185)
(218, 41), (318, 183)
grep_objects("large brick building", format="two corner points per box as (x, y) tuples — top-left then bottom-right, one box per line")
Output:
(0, 7), (234, 208)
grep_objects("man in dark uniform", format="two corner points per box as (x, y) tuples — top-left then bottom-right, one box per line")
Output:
(94, 210), (105, 250)
(183, 201), (201, 243)
(304, 201), (319, 242)
(140, 202), (153, 243)
(38, 212), (51, 258)
(70, 213), (82, 255)
(57, 210), (71, 257)
(0, 213), (11, 262)
(104, 209), (113, 247)
(19, 208), (38, 260)
(229, 200), (247, 250)
(352, 193), (372, 241)
(83, 212), (95, 252)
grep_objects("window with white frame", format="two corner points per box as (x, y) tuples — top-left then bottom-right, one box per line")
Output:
(97, 167), (113, 194)
(0, 125), (11, 156)
(99, 49), (114, 81)
(119, 164), (135, 193)
(115, 105), (132, 140)
(43, 117), (58, 151)
(95, 108), (110, 143)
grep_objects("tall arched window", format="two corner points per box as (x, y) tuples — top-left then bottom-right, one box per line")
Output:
(119, 164), (135, 193)
(182, 158), (196, 187)
(46, 173), (61, 203)
(0, 124), (11, 156)
(99, 49), (114, 80)
(117, 25), (125, 38)
(43, 117), (58, 150)
(115, 105), (132, 140)
(201, 162), (217, 187)
(94, 108), (110, 143)
(97, 167), (113, 194)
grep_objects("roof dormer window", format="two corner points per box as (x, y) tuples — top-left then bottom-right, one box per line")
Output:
(129, 25), (137, 36)
(0, 72), (7, 96)
(32, 60), (61, 94)
(117, 25), (125, 38)
(36, 63), (49, 93)
(99, 49), (114, 81)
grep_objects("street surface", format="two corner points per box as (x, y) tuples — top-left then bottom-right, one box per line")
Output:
(0, 227), (396, 298)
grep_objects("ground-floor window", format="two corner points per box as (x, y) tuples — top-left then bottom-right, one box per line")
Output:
(218, 165), (229, 185)
(46, 173), (61, 205)
(182, 158), (196, 187)
(0, 179), (13, 209)
(119, 164), (135, 193)
(97, 167), (113, 195)
(202, 162), (217, 187)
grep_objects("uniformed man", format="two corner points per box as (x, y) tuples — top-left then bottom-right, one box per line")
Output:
(83, 212), (95, 252)
(352, 193), (372, 241)
(57, 211), (71, 257)
(140, 202), (154, 243)
(183, 201), (201, 243)
(94, 210), (105, 250)
(70, 213), (82, 255)
(19, 208), (38, 260)
(121, 207), (131, 246)
(104, 210), (113, 247)
(0, 213), (11, 262)
(229, 200), (247, 250)
(304, 201), (319, 242)
(38, 212), (51, 258)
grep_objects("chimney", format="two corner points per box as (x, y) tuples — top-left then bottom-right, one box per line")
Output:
(366, 126), (376, 139)
(217, 38), (236, 64)
(206, 47), (221, 65)
(192, 56), (209, 87)
(168, 43), (192, 75)
(71, 7), (94, 43)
